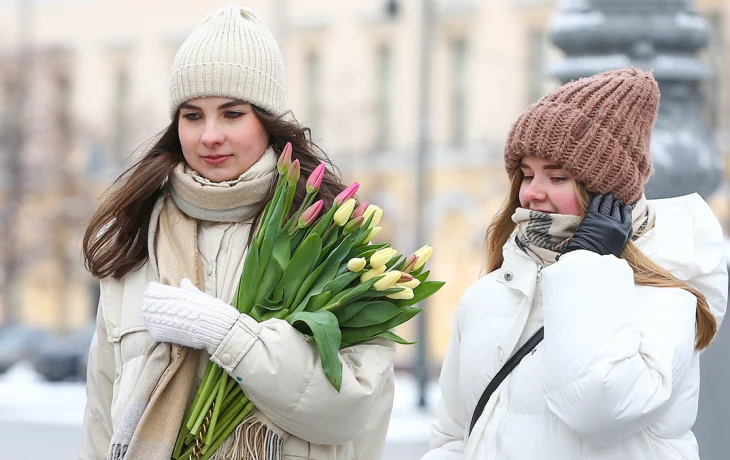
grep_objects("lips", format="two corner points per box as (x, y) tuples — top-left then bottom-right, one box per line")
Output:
(202, 154), (232, 165)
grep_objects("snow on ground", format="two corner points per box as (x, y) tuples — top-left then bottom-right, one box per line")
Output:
(0, 361), (87, 426)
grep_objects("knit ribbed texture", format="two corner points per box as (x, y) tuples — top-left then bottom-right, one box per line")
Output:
(142, 279), (240, 355)
(169, 5), (286, 118)
(504, 68), (660, 204)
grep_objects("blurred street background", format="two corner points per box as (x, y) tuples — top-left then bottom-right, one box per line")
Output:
(0, 0), (729, 458)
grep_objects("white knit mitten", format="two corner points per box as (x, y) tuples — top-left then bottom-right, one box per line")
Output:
(141, 278), (240, 354)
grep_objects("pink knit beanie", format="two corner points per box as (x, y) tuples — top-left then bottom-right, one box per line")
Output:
(504, 68), (660, 203)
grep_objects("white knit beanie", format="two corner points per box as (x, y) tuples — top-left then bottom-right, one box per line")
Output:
(169, 5), (286, 118)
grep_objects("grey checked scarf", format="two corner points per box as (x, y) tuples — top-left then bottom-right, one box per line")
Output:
(511, 195), (653, 267)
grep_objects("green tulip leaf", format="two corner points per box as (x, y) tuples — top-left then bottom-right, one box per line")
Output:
(287, 311), (343, 391)
(373, 330), (417, 345)
(339, 301), (402, 328)
(391, 281), (445, 308)
(276, 233), (322, 309)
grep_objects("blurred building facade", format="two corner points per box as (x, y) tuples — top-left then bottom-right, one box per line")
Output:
(0, 0), (728, 370)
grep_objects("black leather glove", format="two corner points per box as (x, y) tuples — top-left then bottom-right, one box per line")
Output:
(564, 193), (633, 258)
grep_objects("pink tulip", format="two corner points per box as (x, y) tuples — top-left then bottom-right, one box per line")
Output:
(334, 182), (360, 205)
(398, 273), (414, 284)
(287, 159), (301, 186)
(277, 142), (292, 174)
(353, 201), (369, 219)
(402, 255), (418, 273)
(298, 200), (324, 228)
(306, 163), (326, 193)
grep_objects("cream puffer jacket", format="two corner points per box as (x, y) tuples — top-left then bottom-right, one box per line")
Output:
(423, 194), (728, 460)
(78, 206), (396, 460)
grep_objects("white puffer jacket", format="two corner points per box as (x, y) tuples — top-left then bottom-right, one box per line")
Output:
(423, 194), (728, 460)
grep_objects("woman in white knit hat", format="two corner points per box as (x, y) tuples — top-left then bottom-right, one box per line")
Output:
(78, 5), (394, 460)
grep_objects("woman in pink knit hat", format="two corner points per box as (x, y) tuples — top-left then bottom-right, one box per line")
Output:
(423, 68), (727, 459)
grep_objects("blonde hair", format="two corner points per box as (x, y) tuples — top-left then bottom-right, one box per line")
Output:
(485, 170), (717, 350)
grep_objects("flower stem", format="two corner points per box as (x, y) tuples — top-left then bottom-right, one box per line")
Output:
(212, 394), (249, 441)
(204, 373), (227, 445)
(186, 364), (221, 431)
(190, 371), (223, 435)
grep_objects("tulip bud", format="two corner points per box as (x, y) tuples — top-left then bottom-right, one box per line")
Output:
(353, 201), (369, 219)
(366, 226), (383, 242)
(363, 205), (383, 230)
(401, 255), (418, 273)
(374, 270), (402, 291)
(369, 248), (397, 269)
(333, 198), (357, 226)
(297, 200), (324, 228)
(413, 245), (433, 270)
(287, 159), (301, 186)
(343, 216), (364, 235)
(277, 142), (292, 174)
(334, 182), (360, 205)
(400, 278), (421, 289)
(306, 163), (326, 193)
(386, 286), (414, 300)
(398, 273), (414, 283)
(347, 257), (367, 272)
(360, 265), (386, 283)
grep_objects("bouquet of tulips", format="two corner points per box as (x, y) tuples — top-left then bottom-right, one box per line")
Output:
(172, 143), (444, 460)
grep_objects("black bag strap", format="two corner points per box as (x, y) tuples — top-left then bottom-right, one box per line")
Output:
(469, 326), (544, 435)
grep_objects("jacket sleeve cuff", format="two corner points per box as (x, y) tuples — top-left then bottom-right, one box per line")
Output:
(210, 314), (261, 372)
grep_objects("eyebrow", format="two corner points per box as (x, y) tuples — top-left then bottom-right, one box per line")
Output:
(179, 99), (248, 111)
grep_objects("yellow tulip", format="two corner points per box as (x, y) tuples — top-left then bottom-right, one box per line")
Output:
(367, 226), (383, 242)
(360, 265), (386, 283)
(333, 198), (357, 226)
(374, 270), (401, 291)
(347, 258), (367, 272)
(369, 248), (397, 269)
(413, 245), (433, 270)
(363, 205), (383, 229)
(386, 286), (414, 300)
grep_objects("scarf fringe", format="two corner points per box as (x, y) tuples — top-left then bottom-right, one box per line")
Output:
(211, 417), (284, 460)
(108, 444), (127, 460)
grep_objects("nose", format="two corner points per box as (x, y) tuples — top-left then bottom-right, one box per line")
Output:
(200, 121), (225, 148)
(522, 177), (547, 203)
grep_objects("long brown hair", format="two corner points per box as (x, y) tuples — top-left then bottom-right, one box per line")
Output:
(83, 106), (345, 280)
(485, 170), (717, 350)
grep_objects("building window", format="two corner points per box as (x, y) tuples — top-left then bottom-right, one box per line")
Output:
(376, 44), (393, 149)
(528, 28), (547, 103)
(305, 50), (322, 134)
(450, 38), (468, 147)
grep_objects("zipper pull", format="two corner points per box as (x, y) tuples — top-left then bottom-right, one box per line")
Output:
(537, 265), (543, 281)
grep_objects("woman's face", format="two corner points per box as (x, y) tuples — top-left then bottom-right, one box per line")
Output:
(178, 97), (269, 182)
(518, 155), (581, 216)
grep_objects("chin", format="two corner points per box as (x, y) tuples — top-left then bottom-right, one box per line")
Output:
(198, 167), (238, 183)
